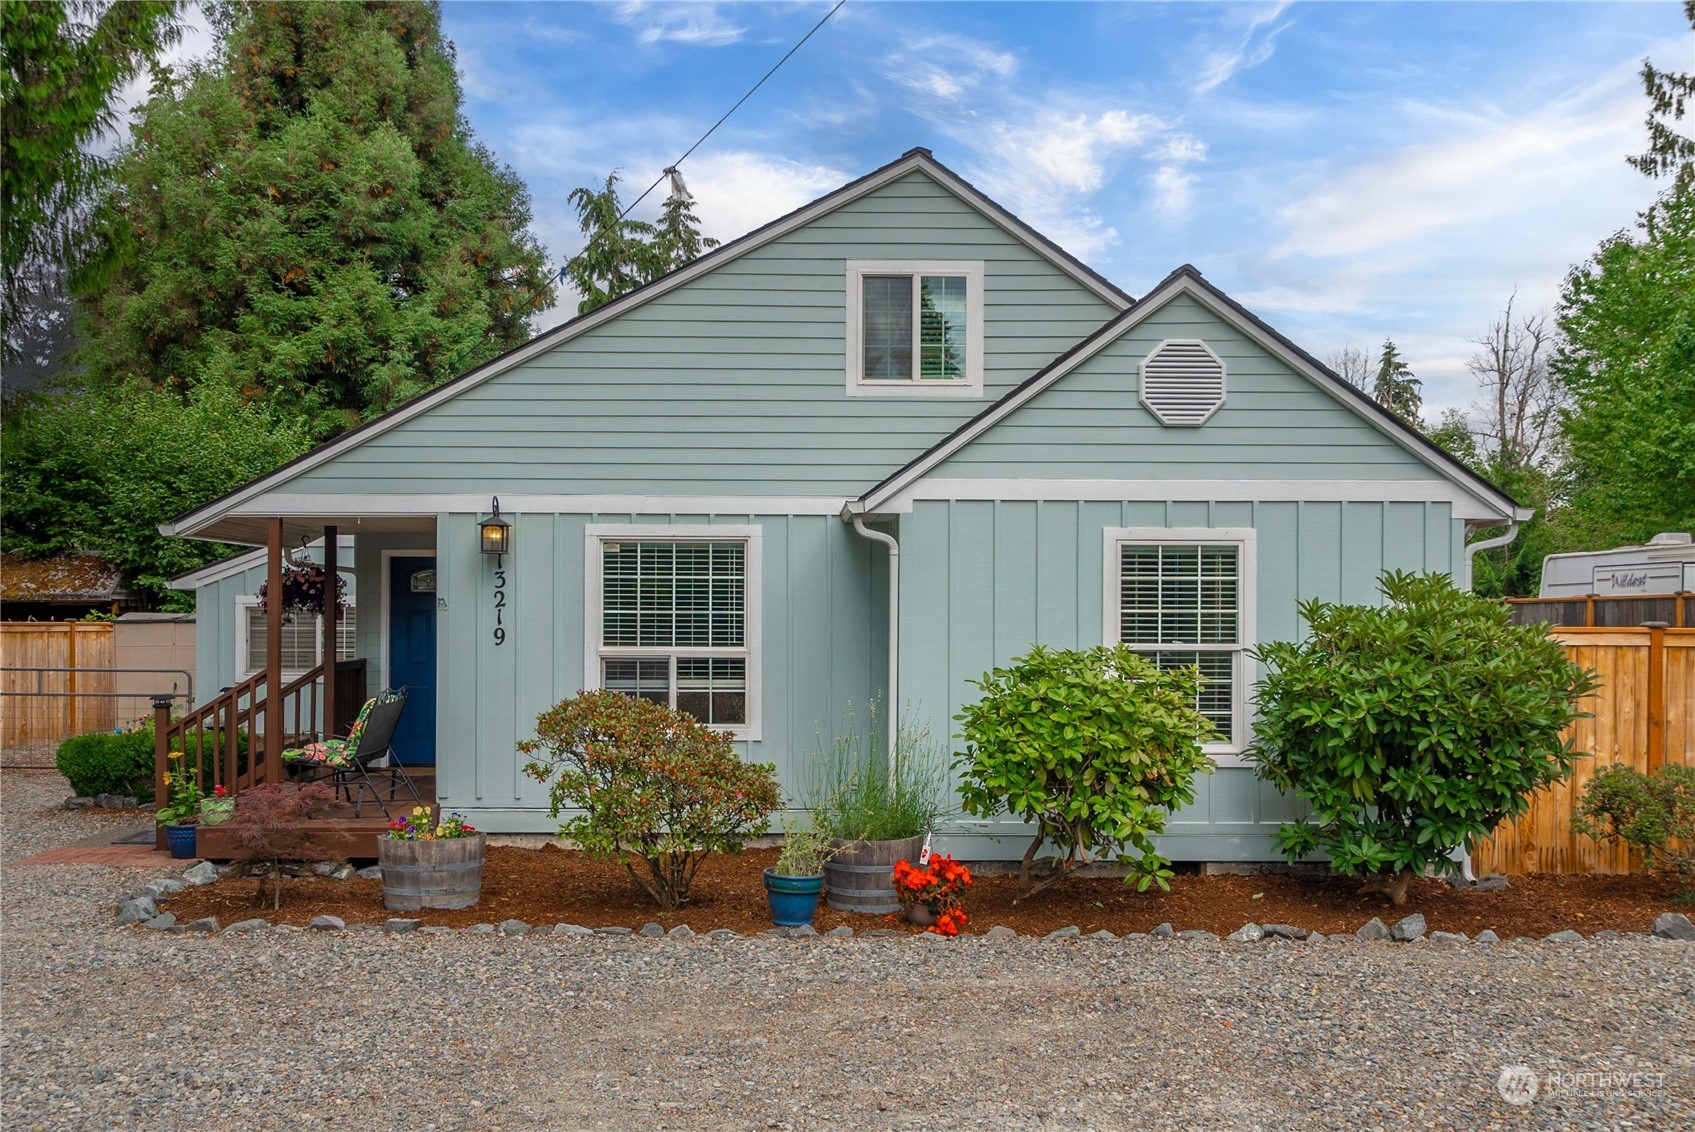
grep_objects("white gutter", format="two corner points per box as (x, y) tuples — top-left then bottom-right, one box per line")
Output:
(846, 506), (899, 771)
(1462, 520), (1522, 591)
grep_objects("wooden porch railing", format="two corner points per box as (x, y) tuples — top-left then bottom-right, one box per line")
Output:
(152, 659), (368, 818)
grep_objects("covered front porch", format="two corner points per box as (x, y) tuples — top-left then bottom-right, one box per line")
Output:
(155, 511), (442, 851)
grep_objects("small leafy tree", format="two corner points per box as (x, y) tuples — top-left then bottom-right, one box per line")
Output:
(221, 782), (336, 910)
(954, 645), (1216, 899)
(1249, 571), (1599, 905)
(520, 689), (781, 910)
(1573, 764), (1695, 880)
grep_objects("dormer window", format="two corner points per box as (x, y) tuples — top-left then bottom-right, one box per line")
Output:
(845, 260), (984, 397)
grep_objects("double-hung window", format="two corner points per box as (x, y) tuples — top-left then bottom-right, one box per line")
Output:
(845, 260), (984, 397)
(238, 600), (356, 680)
(1103, 528), (1255, 755)
(586, 525), (761, 738)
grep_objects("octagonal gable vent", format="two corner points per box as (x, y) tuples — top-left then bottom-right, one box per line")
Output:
(1140, 339), (1225, 426)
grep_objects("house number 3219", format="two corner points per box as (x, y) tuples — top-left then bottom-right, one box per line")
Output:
(492, 566), (507, 646)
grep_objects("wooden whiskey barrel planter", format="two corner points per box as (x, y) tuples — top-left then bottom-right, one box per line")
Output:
(378, 833), (487, 910)
(823, 835), (924, 914)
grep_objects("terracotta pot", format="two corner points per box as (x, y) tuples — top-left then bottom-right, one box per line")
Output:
(905, 902), (937, 928)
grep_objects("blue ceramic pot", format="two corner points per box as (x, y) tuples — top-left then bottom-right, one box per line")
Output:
(763, 867), (825, 926)
(165, 823), (198, 860)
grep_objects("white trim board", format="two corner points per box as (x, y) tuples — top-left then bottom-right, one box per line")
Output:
(581, 523), (765, 742)
(880, 478), (1499, 519)
(844, 259), (985, 399)
(209, 494), (853, 521)
(159, 150), (1131, 542)
(169, 535), (356, 591)
(1101, 526), (1258, 767)
(857, 271), (1526, 523)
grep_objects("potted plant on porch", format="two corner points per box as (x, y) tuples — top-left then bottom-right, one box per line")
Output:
(763, 817), (835, 927)
(378, 806), (486, 910)
(155, 751), (203, 859)
(809, 702), (947, 915)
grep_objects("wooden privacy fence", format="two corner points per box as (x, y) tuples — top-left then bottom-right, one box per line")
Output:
(1473, 625), (1694, 874)
(0, 623), (116, 747)
(1505, 593), (1691, 629)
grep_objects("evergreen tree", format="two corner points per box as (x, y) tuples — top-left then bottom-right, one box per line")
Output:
(72, 1), (553, 438)
(0, 0), (183, 360)
(564, 167), (718, 315)
(564, 171), (662, 315)
(1628, 0), (1695, 191)
(1371, 339), (1423, 426)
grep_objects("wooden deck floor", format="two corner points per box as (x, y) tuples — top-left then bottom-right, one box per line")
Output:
(193, 771), (436, 861)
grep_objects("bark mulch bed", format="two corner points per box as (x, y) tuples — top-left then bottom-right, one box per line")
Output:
(162, 844), (1692, 938)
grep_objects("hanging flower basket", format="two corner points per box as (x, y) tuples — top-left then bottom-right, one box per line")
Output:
(257, 563), (348, 620)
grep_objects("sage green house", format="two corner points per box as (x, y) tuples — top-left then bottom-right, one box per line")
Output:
(165, 148), (1527, 859)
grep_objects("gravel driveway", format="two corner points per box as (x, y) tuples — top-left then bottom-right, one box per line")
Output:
(4, 766), (1692, 1131)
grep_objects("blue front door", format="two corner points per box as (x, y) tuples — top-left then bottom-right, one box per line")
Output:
(387, 556), (437, 766)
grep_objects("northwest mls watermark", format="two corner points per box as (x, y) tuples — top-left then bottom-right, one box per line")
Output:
(1496, 1064), (1668, 1105)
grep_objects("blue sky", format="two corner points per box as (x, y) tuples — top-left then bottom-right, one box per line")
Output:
(181, 2), (1695, 415)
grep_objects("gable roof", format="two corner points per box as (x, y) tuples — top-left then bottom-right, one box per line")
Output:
(162, 149), (1131, 541)
(854, 265), (1529, 522)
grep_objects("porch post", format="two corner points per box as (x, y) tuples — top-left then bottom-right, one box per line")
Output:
(266, 517), (284, 776)
(321, 525), (337, 740)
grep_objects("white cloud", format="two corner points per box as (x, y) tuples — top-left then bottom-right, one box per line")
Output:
(613, 2), (746, 48)
(962, 107), (1161, 256)
(882, 35), (1017, 103)
(1150, 165), (1199, 219)
(1272, 81), (1647, 260)
(679, 151), (851, 242)
(1194, 2), (1293, 95)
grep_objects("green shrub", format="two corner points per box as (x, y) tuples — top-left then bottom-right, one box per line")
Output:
(55, 727), (155, 798)
(807, 700), (947, 843)
(520, 689), (782, 910)
(1248, 571), (1599, 905)
(1573, 764), (1695, 878)
(955, 644), (1216, 899)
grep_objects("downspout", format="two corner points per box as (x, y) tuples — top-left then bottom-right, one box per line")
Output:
(1462, 520), (1521, 592)
(1454, 516), (1522, 883)
(847, 507), (899, 772)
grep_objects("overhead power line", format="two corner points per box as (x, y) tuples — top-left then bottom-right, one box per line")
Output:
(620, 0), (848, 218)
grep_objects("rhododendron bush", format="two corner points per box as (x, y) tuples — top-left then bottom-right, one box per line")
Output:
(520, 689), (782, 910)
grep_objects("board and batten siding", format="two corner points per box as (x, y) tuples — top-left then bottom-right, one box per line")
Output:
(432, 510), (887, 832)
(279, 172), (1119, 499)
(902, 499), (1465, 861)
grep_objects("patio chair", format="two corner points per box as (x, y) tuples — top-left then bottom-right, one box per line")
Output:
(281, 688), (422, 818)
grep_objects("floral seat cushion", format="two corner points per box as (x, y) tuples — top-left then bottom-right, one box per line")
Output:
(282, 692), (394, 768)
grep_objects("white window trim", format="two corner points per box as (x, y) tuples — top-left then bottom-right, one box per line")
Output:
(845, 259), (985, 398)
(1100, 527), (1257, 764)
(235, 595), (356, 681)
(583, 523), (763, 742)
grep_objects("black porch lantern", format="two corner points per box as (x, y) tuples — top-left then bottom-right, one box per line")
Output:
(478, 497), (511, 556)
